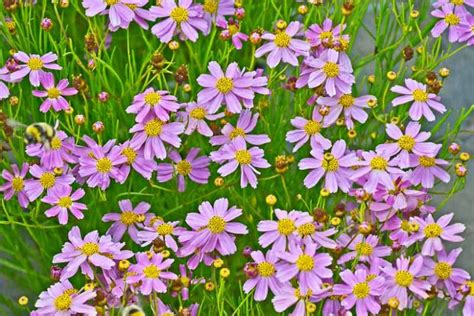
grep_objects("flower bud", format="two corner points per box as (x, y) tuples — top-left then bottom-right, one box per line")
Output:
(40, 18), (53, 31)
(276, 20), (287, 30)
(460, 152), (470, 162)
(348, 129), (357, 139)
(5, 19), (16, 35)
(388, 297), (400, 309)
(18, 296), (28, 306)
(265, 194), (277, 206)
(92, 121), (104, 133)
(50, 265), (62, 282)
(183, 83), (192, 92)
(455, 163), (467, 177)
(250, 31), (261, 44)
(358, 222), (372, 235)
(367, 74), (375, 84)
(410, 10), (419, 18)
(242, 246), (253, 258)
(330, 217), (341, 226)
(298, 5), (308, 15)
(98, 91), (109, 102)
(214, 177), (224, 187)
(402, 46), (414, 61)
(118, 259), (130, 271)
(220, 268), (230, 278)
(319, 105), (330, 116)
(387, 71), (397, 80)
(8, 96), (19, 106)
(235, 7), (245, 20)
(213, 258), (224, 268)
(74, 114), (86, 125)
(313, 208), (328, 223)
(87, 59), (96, 70)
(448, 143), (461, 155)
(168, 40), (180, 50)
(243, 262), (258, 278)
(439, 67), (450, 78)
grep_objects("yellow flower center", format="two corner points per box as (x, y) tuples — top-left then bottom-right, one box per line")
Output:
(157, 223), (174, 235)
(122, 147), (137, 164)
(451, 0), (464, 5)
(277, 218), (296, 235)
(170, 7), (189, 23)
(274, 32), (291, 47)
(203, 0), (218, 13)
(339, 94), (354, 108)
(434, 262), (452, 280)
(304, 120), (321, 135)
(27, 57), (44, 70)
(398, 135), (416, 151)
(106, 0), (119, 5)
(190, 107), (207, 120)
(412, 89), (428, 102)
(355, 242), (373, 256)
(445, 13), (460, 25)
(215, 77), (234, 94)
(50, 136), (62, 150)
(370, 156), (388, 170)
(395, 270), (414, 287)
(296, 254), (314, 271)
(467, 281), (474, 296)
(235, 150), (252, 165)
(419, 156), (436, 167)
(322, 154), (340, 172)
(12, 177), (24, 192)
(323, 62), (340, 78)
(58, 196), (73, 208)
(40, 172), (56, 189)
(81, 242), (99, 256)
(143, 264), (161, 279)
(144, 119), (164, 137)
(257, 261), (276, 277)
(228, 24), (239, 35)
(208, 216), (226, 233)
(144, 92), (161, 106)
(54, 293), (72, 311)
(229, 127), (246, 139)
(295, 288), (313, 299)
(297, 222), (316, 236)
(320, 31), (333, 40)
(125, 3), (137, 10)
(424, 223), (443, 238)
(47, 87), (61, 99)
(176, 160), (192, 176)
(352, 282), (370, 299)
(400, 220), (411, 232)
(96, 157), (113, 173)
(120, 211), (137, 225)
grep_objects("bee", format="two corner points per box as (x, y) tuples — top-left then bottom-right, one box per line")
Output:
(6, 119), (58, 149)
(121, 305), (145, 316)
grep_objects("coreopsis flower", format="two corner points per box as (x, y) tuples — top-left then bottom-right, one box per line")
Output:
(129, 117), (184, 160)
(371, 177), (426, 212)
(257, 209), (313, 252)
(26, 131), (77, 169)
(406, 213), (465, 256)
(10, 51), (61, 86)
(0, 163), (30, 208)
(298, 139), (357, 192)
(421, 248), (470, 297)
(410, 146), (450, 188)
(102, 199), (152, 243)
(32, 73), (77, 112)
(376, 122), (437, 168)
(243, 250), (288, 301)
(286, 108), (331, 152)
(138, 217), (183, 251)
(391, 78), (446, 121)
(0, 67), (10, 99)
(383, 216), (417, 245)
(380, 256), (431, 310)
(150, 0), (209, 43)
(306, 18), (347, 48)
(119, 140), (157, 180)
(108, 0), (155, 30)
(210, 110), (270, 147)
(464, 283), (474, 316)
(255, 21), (310, 68)
(350, 150), (403, 193)
(211, 137), (270, 188)
(458, 13), (474, 45)
(156, 148), (211, 192)
(318, 92), (375, 129)
(25, 165), (75, 201)
(127, 252), (178, 295)
(34, 280), (96, 315)
(197, 61), (255, 113)
(126, 88), (180, 122)
(333, 269), (385, 316)
(431, 4), (463, 42)
(294, 223), (338, 249)
(53, 226), (133, 280)
(337, 234), (392, 265)
(277, 242), (333, 293)
(296, 48), (355, 96)
(182, 198), (248, 255)
(82, 0), (138, 28)
(42, 185), (87, 225)
(217, 18), (248, 50)
(180, 102), (224, 137)
(202, 0), (235, 30)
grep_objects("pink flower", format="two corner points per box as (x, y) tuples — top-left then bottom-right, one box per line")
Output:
(217, 17), (248, 50)
(410, 145), (450, 188)
(42, 185), (87, 225)
(180, 102), (224, 137)
(25, 165), (75, 202)
(286, 108), (331, 152)
(82, 0), (138, 28)
(272, 286), (313, 315)
(0, 67), (10, 99)
(126, 87), (180, 122)
(10, 51), (62, 87)
(138, 218), (183, 252)
(458, 13), (474, 45)
(26, 130), (77, 169)
(119, 140), (158, 180)
(32, 73), (77, 112)
(337, 234), (392, 265)
(108, 0), (155, 30)
(0, 163), (30, 208)
(431, 4), (464, 42)
(306, 18), (347, 48)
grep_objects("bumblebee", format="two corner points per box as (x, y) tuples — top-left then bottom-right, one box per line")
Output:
(6, 119), (58, 149)
(121, 305), (145, 316)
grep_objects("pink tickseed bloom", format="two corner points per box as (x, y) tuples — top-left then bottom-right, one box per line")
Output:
(391, 78), (446, 121)
(299, 139), (357, 193)
(10, 51), (62, 87)
(156, 148), (211, 192)
(296, 48), (355, 96)
(318, 92), (375, 129)
(463, 283), (474, 316)
(138, 218), (183, 252)
(286, 108), (331, 152)
(217, 18), (249, 50)
(295, 222), (338, 249)
(150, 0), (209, 43)
(376, 122), (438, 168)
(380, 256), (431, 310)
(25, 165), (75, 202)
(257, 209), (313, 252)
(53, 226), (133, 280)
(197, 61), (255, 113)
(102, 199), (152, 244)
(109, 0), (155, 31)
(272, 286), (314, 315)
(180, 101), (224, 137)
(421, 248), (470, 297)
(337, 234), (392, 265)
(255, 21), (310, 68)
(126, 88), (180, 122)
(372, 177), (427, 212)
(333, 269), (385, 316)
(119, 140), (158, 180)
(211, 137), (270, 188)
(0, 163), (30, 208)
(431, 4), (464, 42)
(42, 185), (87, 225)
(34, 280), (96, 315)
(350, 150), (403, 193)
(277, 242), (333, 293)
(410, 145), (450, 188)
(0, 67), (10, 99)
(82, 0), (138, 28)
(202, 0), (235, 31)
(32, 73), (77, 112)
(129, 118), (184, 160)
(406, 213), (465, 256)
(210, 110), (270, 147)
(26, 131), (77, 169)
(243, 250), (288, 301)
(458, 13), (474, 45)
(383, 216), (419, 245)
(182, 198), (248, 255)
(127, 252), (178, 295)
(306, 18), (346, 48)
